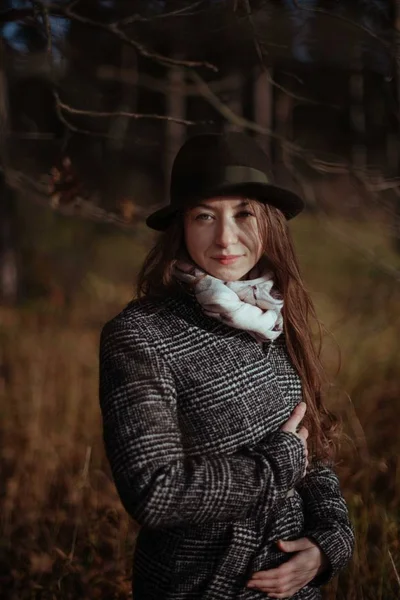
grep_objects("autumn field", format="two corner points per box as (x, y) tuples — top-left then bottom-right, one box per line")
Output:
(1, 212), (400, 600)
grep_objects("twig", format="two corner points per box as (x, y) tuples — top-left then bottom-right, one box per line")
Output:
(54, 94), (210, 138)
(389, 550), (400, 589)
(306, 156), (352, 175)
(54, 92), (206, 126)
(80, 446), (92, 486)
(69, 446), (92, 561)
(188, 69), (271, 133)
(117, 1), (205, 26)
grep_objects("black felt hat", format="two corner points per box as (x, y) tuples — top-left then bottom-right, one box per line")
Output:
(146, 132), (304, 231)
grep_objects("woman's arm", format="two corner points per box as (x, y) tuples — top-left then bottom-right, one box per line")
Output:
(296, 460), (355, 586)
(99, 319), (307, 530)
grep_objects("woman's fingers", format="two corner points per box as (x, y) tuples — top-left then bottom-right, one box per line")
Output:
(297, 426), (309, 441)
(280, 403), (309, 474)
(280, 402), (306, 434)
(246, 541), (325, 596)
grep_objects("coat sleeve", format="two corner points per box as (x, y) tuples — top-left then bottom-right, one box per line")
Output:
(99, 320), (307, 530)
(296, 460), (355, 586)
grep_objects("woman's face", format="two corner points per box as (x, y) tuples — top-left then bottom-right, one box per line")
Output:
(183, 196), (264, 281)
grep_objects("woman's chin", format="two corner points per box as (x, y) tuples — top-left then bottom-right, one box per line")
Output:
(205, 262), (250, 281)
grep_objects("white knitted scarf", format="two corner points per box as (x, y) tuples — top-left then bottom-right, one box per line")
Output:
(172, 259), (284, 342)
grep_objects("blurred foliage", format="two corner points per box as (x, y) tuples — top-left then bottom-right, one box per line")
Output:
(13, 193), (149, 311)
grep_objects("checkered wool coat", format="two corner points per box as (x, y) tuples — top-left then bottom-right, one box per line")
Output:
(99, 287), (354, 600)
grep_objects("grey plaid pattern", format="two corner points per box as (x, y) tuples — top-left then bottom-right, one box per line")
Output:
(99, 291), (354, 599)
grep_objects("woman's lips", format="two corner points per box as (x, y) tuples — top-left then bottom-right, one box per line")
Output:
(213, 256), (242, 265)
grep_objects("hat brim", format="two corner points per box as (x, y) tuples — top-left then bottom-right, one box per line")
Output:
(145, 182), (304, 232)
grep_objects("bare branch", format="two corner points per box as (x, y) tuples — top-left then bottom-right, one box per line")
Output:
(56, 2), (218, 72)
(63, 12), (216, 71)
(5, 168), (146, 232)
(116, 1), (206, 27)
(243, 0), (340, 109)
(98, 66), (243, 96)
(32, 1), (53, 58)
(187, 69), (331, 171)
(55, 92), (207, 126)
(188, 69), (266, 132)
(58, 65), (400, 212)
(187, 69), (308, 162)
(54, 96), (114, 138)
(292, 1), (392, 55)
(305, 156), (352, 175)
(367, 177), (400, 192)
(30, 11), (211, 139)
(389, 550), (400, 590)
(0, 3), (218, 72)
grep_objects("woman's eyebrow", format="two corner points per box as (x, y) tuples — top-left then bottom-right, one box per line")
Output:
(194, 200), (250, 210)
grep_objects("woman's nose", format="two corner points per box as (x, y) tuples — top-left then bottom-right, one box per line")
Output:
(214, 220), (238, 247)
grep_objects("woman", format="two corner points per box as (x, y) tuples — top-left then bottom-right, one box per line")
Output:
(99, 132), (354, 599)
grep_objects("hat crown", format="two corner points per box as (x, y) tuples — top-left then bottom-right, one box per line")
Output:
(171, 132), (271, 188)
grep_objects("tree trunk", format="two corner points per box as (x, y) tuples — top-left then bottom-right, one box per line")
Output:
(107, 45), (138, 152)
(253, 67), (273, 156)
(349, 44), (366, 171)
(273, 77), (294, 185)
(392, 0), (400, 253)
(165, 63), (186, 193)
(223, 71), (243, 133)
(0, 40), (18, 303)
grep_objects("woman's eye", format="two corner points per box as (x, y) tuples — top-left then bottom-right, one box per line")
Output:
(194, 211), (254, 221)
(237, 211), (255, 218)
(195, 213), (213, 221)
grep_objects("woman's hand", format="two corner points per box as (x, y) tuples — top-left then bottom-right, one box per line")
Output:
(280, 402), (309, 475)
(246, 537), (330, 598)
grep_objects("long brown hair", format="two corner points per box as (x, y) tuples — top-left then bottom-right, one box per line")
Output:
(136, 200), (340, 462)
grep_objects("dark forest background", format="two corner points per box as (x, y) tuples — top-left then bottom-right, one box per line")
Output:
(1, 2), (400, 599)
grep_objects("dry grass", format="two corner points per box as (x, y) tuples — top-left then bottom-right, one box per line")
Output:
(0, 310), (135, 599)
(1, 214), (400, 599)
